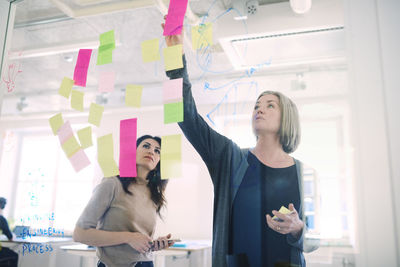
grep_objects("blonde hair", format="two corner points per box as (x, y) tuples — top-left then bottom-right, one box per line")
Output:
(256, 91), (301, 153)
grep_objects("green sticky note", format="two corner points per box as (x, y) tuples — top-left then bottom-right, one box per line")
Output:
(191, 23), (213, 50)
(97, 30), (115, 65)
(164, 101), (183, 124)
(77, 126), (93, 149)
(49, 113), (64, 135)
(58, 77), (74, 98)
(97, 49), (113, 65)
(62, 136), (81, 157)
(97, 134), (119, 177)
(125, 84), (143, 107)
(100, 30), (115, 48)
(161, 134), (182, 179)
(163, 44), (183, 71)
(88, 103), (104, 127)
(141, 38), (160, 63)
(71, 90), (84, 111)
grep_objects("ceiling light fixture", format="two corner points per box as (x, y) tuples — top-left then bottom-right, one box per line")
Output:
(290, 0), (312, 14)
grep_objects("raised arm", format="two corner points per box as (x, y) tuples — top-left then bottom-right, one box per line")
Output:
(163, 22), (235, 182)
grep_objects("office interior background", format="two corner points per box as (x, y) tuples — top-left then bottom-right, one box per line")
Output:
(0, 0), (399, 266)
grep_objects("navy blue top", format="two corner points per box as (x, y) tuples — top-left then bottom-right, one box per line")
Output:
(0, 215), (13, 240)
(232, 152), (301, 267)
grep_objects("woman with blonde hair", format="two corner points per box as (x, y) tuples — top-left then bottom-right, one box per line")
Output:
(162, 20), (318, 267)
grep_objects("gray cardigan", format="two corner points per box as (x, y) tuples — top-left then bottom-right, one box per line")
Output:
(166, 56), (317, 267)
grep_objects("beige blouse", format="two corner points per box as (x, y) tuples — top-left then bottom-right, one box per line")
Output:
(76, 176), (157, 267)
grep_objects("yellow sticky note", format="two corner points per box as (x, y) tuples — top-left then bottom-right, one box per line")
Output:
(58, 77), (74, 98)
(97, 134), (119, 177)
(62, 136), (81, 158)
(163, 44), (183, 71)
(141, 38), (160, 63)
(272, 206), (292, 220)
(49, 113), (64, 135)
(191, 23), (213, 50)
(125, 84), (143, 108)
(164, 101), (183, 124)
(88, 103), (104, 127)
(71, 90), (84, 111)
(77, 126), (93, 149)
(161, 134), (182, 179)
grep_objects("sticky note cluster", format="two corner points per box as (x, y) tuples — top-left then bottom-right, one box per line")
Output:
(163, 78), (183, 124)
(161, 134), (182, 179)
(97, 30), (115, 65)
(57, 121), (91, 172)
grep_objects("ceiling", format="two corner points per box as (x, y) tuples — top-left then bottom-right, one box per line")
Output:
(1, 0), (347, 117)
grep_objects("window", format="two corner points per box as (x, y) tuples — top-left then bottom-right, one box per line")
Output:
(9, 130), (96, 235)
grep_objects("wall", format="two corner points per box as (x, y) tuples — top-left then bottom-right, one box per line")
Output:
(344, 0), (399, 266)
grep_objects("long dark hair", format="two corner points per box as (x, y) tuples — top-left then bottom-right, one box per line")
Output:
(117, 135), (168, 215)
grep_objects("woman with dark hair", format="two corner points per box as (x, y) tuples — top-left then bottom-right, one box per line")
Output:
(73, 135), (174, 267)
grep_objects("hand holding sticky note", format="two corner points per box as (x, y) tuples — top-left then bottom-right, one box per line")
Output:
(272, 205), (292, 222)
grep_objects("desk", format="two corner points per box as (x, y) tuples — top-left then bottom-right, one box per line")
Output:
(60, 244), (97, 267)
(0, 236), (72, 267)
(155, 240), (212, 267)
(61, 240), (212, 267)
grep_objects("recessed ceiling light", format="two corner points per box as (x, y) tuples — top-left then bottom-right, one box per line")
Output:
(63, 55), (73, 62)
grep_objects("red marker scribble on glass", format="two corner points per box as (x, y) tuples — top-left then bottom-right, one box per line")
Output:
(2, 62), (22, 93)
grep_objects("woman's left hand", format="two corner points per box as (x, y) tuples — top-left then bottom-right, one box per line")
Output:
(265, 203), (304, 238)
(151, 233), (174, 251)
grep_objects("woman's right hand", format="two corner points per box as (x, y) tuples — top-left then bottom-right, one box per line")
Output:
(161, 15), (184, 51)
(126, 232), (152, 254)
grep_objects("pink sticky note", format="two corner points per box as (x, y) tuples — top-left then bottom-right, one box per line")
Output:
(163, 0), (189, 36)
(119, 118), (137, 177)
(98, 71), (115, 92)
(163, 78), (183, 103)
(57, 121), (74, 144)
(69, 149), (91, 172)
(73, 49), (92, 87)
